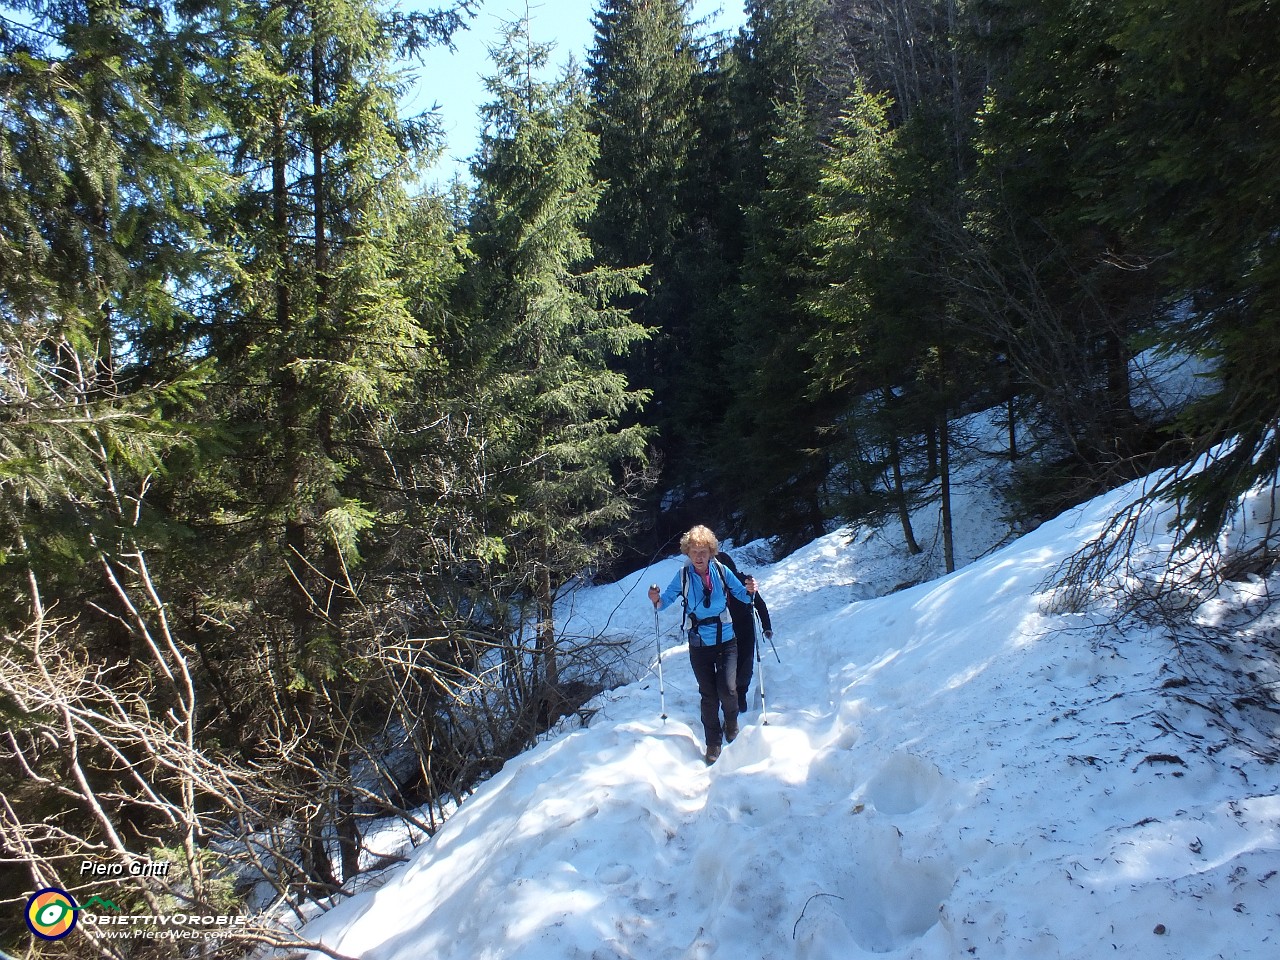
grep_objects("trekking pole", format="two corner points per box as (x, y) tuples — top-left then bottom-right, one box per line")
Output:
(652, 590), (667, 723)
(752, 604), (770, 727)
(765, 625), (781, 664)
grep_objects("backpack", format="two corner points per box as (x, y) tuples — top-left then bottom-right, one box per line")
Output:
(680, 559), (734, 643)
(715, 552), (754, 617)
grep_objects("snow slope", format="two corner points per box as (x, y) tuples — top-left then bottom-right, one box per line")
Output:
(289, 474), (1280, 960)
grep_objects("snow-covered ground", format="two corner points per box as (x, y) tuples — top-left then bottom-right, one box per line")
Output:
(285, 437), (1280, 959)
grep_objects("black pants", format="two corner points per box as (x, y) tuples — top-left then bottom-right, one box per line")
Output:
(735, 627), (756, 712)
(689, 639), (738, 747)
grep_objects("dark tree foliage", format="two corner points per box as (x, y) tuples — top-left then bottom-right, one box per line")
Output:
(1107, 0), (1280, 545)
(585, 0), (703, 557)
(3, 0), (1279, 949)
(724, 93), (835, 551)
(964, 0), (1162, 518)
(0, 0), (487, 946)
(587, 0), (696, 271)
(459, 15), (652, 739)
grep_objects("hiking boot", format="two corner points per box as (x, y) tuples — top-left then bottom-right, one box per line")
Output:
(704, 743), (722, 765)
(724, 718), (739, 743)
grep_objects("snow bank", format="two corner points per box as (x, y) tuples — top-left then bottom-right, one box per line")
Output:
(282, 463), (1280, 960)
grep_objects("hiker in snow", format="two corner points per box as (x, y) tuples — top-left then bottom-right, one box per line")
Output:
(716, 552), (773, 714)
(648, 525), (756, 765)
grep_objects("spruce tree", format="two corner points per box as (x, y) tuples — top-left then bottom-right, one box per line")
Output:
(587, 0), (696, 272)
(0, 0), (237, 931)
(965, 0), (1162, 510)
(726, 91), (835, 550)
(192, 0), (466, 890)
(0, 0), (232, 378)
(463, 18), (651, 720)
(1106, 0), (1280, 545)
(809, 84), (926, 551)
(809, 84), (984, 566)
(586, 0), (699, 536)
(683, 0), (844, 542)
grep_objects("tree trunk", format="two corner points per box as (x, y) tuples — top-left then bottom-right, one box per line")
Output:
(337, 752), (360, 881)
(1007, 393), (1018, 461)
(940, 409), (955, 574)
(886, 402), (922, 555)
(536, 565), (559, 690)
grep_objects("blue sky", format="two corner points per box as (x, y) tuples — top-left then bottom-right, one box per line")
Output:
(405, 0), (748, 184)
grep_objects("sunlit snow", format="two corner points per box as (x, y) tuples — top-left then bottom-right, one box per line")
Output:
(283, 412), (1280, 960)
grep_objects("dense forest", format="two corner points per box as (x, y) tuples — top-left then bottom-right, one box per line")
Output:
(2, 0), (1277, 955)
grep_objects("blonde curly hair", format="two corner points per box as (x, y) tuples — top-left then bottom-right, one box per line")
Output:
(679, 525), (720, 556)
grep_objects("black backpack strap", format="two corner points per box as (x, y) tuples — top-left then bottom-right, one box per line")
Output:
(684, 561), (731, 644)
(717, 561), (730, 641)
(680, 565), (689, 628)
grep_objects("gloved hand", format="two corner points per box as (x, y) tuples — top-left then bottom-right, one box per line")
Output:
(764, 630), (773, 640)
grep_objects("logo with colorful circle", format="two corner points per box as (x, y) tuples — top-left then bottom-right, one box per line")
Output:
(25, 888), (78, 940)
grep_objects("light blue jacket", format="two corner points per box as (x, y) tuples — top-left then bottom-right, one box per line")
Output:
(655, 559), (753, 645)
